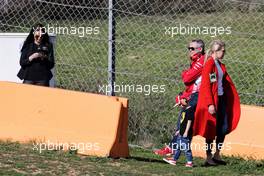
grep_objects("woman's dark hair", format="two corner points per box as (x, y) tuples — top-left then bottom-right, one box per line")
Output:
(21, 23), (50, 52)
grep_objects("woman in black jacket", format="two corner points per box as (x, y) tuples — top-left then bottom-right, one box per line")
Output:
(17, 23), (54, 86)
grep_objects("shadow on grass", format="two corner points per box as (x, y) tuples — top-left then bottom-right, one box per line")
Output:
(128, 156), (166, 164)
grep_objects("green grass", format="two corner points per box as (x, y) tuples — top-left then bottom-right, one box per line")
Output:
(0, 141), (264, 175)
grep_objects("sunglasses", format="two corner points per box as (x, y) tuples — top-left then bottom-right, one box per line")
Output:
(187, 47), (196, 51)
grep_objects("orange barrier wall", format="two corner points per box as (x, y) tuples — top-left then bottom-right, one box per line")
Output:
(192, 105), (264, 160)
(1, 81), (263, 159)
(0, 81), (129, 158)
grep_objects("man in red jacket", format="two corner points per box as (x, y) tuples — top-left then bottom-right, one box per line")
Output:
(154, 39), (205, 158)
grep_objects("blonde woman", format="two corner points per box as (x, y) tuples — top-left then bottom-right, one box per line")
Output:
(193, 40), (241, 166)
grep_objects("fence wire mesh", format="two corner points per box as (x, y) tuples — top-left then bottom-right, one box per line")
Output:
(1, 0), (263, 146)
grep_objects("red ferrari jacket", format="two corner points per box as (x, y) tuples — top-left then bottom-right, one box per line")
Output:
(193, 57), (241, 140)
(176, 53), (205, 104)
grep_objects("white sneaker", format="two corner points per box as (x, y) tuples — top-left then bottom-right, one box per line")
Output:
(163, 157), (176, 165)
(185, 161), (193, 167)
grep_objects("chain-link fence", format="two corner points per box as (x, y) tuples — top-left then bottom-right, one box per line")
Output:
(1, 0), (263, 146)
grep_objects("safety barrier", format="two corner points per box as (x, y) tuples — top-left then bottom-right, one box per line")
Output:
(192, 105), (264, 160)
(0, 81), (129, 158)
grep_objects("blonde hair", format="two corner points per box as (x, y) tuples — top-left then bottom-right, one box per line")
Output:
(204, 40), (225, 64)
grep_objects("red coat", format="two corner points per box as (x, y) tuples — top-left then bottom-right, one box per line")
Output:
(193, 57), (241, 140)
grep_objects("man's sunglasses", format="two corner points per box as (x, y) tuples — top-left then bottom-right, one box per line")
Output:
(187, 47), (196, 51)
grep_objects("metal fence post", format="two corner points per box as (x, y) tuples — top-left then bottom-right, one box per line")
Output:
(108, 0), (116, 96)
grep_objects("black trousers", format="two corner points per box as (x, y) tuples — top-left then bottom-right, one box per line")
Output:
(23, 80), (49, 87)
(206, 95), (228, 154)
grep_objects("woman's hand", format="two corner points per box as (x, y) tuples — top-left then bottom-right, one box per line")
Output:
(29, 52), (42, 61)
(208, 104), (216, 115)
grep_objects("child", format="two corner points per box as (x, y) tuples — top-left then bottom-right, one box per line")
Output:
(163, 93), (197, 167)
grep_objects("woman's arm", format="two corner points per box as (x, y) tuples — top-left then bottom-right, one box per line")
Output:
(19, 45), (32, 67)
(201, 58), (215, 107)
(46, 43), (55, 69)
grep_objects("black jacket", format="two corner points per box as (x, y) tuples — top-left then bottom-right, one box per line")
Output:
(17, 42), (55, 81)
